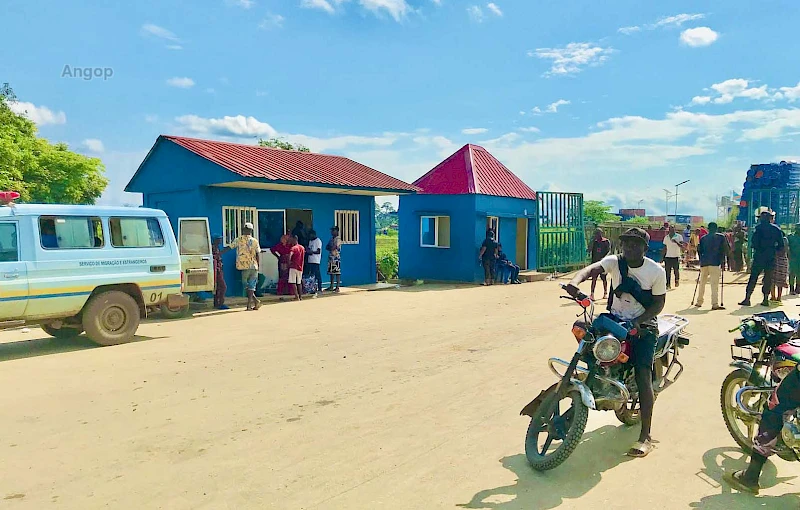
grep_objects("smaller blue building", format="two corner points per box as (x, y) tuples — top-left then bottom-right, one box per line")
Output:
(398, 144), (538, 283)
(126, 135), (417, 295)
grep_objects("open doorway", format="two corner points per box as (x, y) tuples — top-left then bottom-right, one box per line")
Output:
(286, 209), (313, 244)
(515, 218), (528, 270)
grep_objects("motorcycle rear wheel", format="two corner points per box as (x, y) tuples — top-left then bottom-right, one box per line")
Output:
(525, 389), (588, 471)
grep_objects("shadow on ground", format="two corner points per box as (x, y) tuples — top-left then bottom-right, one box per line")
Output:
(457, 424), (635, 510)
(0, 333), (164, 362)
(689, 446), (800, 509)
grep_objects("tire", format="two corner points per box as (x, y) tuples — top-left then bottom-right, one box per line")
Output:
(720, 369), (761, 453)
(81, 291), (141, 346)
(159, 304), (191, 319)
(525, 389), (589, 471)
(41, 323), (84, 339)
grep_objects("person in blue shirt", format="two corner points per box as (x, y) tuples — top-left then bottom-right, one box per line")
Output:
(695, 222), (731, 310)
(740, 209), (785, 307)
(495, 243), (521, 284)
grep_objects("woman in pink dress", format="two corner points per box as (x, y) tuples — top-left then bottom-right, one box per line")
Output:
(270, 234), (292, 295)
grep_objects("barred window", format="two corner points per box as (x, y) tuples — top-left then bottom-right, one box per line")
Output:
(335, 210), (360, 244)
(222, 206), (257, 245)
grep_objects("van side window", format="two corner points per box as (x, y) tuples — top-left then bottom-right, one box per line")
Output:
(0, 223), (19, 262)
(39, 216), (104, 249)
(109, 217), (165, 248)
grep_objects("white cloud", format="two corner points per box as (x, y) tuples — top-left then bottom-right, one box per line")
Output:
(691, 96), (711, 105)
(467, 5), (484, 22)
(531, 106), (542, 115)
(530, 42), (613, 77)
(82, 139), (105, 153)
(8, 101), (67, 125)
(519, 127), (540, 133)
(300, 0), (336, 14)
(779, 82), (800, 102)
(258, 13), (285, 29)
(619, 13), (704, 34)
(680, 27), (718, 47)
(176, 114), (279, 138)
(227, 0), (255, 8)
(141, 23), (180, 42)
(166, 77), (195, 88)
(462, 128), (488, 135)
(166, 44), (183, 50)
(360, 0), (410, 21)
(486, 2), (502, 16)
(144, 114), (158, 123)
(480, 132), (520, 146)
(546, 99), (570, 113)
(710, 79), (768, 104)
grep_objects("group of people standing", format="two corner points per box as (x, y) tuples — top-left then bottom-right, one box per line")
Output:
(211, 221), (345, 310)
(740, 209), (800, 306)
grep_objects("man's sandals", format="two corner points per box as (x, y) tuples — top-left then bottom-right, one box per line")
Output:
(627, 439), (654, 458)
(723, 470), (760, 495)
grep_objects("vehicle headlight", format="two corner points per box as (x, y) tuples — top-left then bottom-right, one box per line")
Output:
(593, 335), (622, 363)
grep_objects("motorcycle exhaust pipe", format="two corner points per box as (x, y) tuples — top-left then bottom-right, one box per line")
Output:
(735, 386), (774, 416)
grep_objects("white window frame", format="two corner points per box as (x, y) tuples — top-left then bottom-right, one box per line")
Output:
(222, 206), (258, 245)
(420, 216), (450, 248)
(335, 210), (360, 244)
(487, 216), (499, 238)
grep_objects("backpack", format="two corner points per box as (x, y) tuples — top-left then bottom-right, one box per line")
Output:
(607, 255), (654, 311)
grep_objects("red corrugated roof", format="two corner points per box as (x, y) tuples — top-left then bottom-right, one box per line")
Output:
(161, 135), (418, 192)
(412, 144), (537, 200)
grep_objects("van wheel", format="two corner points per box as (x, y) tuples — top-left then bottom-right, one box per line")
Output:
(82, 291), (141, 346)
(41, 324), (84, 339)
(160, 304), (191, 319)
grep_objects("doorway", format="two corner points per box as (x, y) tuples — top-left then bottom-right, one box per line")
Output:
(516, 218), (528, 270)
(286, 209), (313, 241)
(257, 210), (286, 291)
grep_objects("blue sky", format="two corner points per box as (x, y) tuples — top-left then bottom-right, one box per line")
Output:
(4, 0), (800, 219)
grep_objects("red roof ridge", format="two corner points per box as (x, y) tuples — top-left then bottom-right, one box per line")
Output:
(162, 135), (351, 158)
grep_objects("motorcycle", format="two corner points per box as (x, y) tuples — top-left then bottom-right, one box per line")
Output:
(520, 284), (690, 471)
(720, 311), (800, 461)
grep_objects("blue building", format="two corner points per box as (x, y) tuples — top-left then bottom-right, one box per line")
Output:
(126, 135), (417, 295)
(398, 144), (538, 283)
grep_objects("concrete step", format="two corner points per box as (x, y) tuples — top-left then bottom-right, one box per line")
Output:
(519, 270), (549, 283)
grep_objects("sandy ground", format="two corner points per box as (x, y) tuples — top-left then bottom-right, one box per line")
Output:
(1, 275), (800, 509)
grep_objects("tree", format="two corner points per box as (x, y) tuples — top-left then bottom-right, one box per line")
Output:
(0, 83), (107, 204)
(625, 216), (652, 225)
(584, 200), (621, 224)
(375, 201), (397, 230)
(257, 137), (310, 152)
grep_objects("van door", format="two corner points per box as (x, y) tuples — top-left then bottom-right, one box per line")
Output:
(0, 221), (29, 321)
(178, 217), (214, 293)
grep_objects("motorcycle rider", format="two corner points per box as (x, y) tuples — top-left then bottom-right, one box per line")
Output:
(724, 365), (800, 495)
(566, 227), (667, 458)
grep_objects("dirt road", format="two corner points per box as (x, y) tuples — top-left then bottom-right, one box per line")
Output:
(1, 279), (799, 509)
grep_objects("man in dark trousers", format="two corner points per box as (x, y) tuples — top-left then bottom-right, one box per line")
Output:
(212, 234), (230, 310)
(661, 224), (685, 290)
(566, 228), (667, 458)
(695, 222), (731, 310)
(740, 209), (784, 306)
(478, 229), (499, 286)
(588, 228), (611, 300)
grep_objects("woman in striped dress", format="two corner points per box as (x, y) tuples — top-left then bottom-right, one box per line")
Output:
(771, 234), (789, 302)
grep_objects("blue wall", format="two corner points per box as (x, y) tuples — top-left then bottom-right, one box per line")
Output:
(130, 139), (377, 294)
(399, 193), (537, 283)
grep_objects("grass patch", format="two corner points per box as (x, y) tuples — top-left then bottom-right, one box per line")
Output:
(376, 234), (398, 259)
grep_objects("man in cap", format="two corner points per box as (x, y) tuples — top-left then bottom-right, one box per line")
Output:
(228, 222), (262, 310)
(566, 227), (667, 458)
(212, 234), (230, 310)
(740, 209), (784, 306)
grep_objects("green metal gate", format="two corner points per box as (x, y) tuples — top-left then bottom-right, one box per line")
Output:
(536, 191), (585, 272)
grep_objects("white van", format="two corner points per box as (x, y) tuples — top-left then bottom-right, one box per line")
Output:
(0, 200), (196, 346)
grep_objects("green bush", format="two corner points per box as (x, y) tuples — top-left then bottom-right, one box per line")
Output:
(378, 250), (399, 280)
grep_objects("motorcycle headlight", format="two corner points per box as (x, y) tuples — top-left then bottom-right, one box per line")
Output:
(593, 335), (622, 363)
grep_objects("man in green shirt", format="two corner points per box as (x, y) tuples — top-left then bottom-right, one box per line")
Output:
(787, 224), (800, 295)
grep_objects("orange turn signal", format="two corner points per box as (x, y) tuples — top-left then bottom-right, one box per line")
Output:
(572, 325), (587, 341)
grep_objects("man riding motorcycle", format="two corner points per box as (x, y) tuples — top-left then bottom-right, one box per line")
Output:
(724, 365), (800, 494)
(565, 227), (667, 458)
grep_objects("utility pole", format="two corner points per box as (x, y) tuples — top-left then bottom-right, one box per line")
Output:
(675, 180), (690, 221)
(663, 189), (674, 218)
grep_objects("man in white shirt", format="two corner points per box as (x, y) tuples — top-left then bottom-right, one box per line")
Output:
(566, 227), (667, 459)
(306, 229), (323, 294)
(661, 224), (685, 289)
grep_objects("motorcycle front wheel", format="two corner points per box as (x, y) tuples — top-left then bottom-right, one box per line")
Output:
(720, 369), (761, 453)
(525, 389), (589, 471)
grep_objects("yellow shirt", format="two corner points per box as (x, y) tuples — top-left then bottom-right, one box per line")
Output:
(229, 235), (261, 270)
